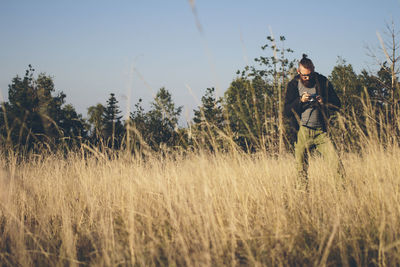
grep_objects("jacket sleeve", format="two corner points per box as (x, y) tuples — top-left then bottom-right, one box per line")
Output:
(284, 79), (303, 117)
(325, 80), (341, 112)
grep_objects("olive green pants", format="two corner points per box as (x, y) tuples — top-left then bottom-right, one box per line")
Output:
(294, 125), (340, 184)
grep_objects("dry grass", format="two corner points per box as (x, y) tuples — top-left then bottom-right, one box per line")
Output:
(0, 141), (399, 266)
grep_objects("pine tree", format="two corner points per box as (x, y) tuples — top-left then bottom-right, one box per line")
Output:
(126, 98), (147, 150)
(193, 87), (224, 126)
(192, 87), (224, 149)
(102, 93), (123, 148)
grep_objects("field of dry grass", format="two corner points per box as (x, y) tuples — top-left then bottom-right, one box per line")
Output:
(0, 140), (399, 266)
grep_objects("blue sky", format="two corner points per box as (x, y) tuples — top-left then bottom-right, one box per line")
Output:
(1, 0), (399, 123)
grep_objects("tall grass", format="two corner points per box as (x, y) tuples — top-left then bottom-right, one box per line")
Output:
(0, 129), (400, 266)
(0, 93), (400, 266)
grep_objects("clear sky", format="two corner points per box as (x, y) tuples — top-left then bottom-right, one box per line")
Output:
(1, 0), (399, 123)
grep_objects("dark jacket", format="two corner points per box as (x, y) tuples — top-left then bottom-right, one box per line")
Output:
(284, 72), (341, 132)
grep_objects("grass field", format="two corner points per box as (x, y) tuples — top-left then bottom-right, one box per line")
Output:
(0, 140), (399, 266)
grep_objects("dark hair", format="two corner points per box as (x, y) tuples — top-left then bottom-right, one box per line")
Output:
(299, 54), (314, 70)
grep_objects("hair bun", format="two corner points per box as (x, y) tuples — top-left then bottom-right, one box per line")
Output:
(302, 54), (308, 59)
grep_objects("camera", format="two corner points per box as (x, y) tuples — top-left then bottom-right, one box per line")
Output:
(308, 93), (319, 102)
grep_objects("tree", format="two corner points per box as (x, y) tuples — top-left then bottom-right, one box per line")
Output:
(226, 35), (296, 152)
(329, 57), (363, 117)
(146, 87), (182, 149)
(326, 59), (365, 150)
(192, 87), (224, 149)
(126, 98), (147, 150)
(224, 75), (269, 151)
(128, 99), (146, 132)
(87, 103), (105, 140)
(193, 87), (224, 127)
(367, 20), (400, 120)
(59, 104), (87, 141)
(254, 35), (296, 152)
(0, 65), (84, 149)
(102, 93), (123, 148)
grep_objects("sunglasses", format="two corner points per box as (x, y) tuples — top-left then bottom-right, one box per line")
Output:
(299, 71), (314, 78)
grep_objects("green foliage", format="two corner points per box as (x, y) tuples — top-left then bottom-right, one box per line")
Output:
(359, 63), (394, 106)
(225, 35), (296, 152)
(224, 76), (269, 150)
(329, 57), (363, 116)
(59, 104), (87, 141)
(146, 87), (182, 149)
(193, 87), (224, 126)
(128, 87), (183, 151)
(3, 29), (399, 155)
(328, 57), (400, 151)
(0, 65), (86, 149)
(254, 35), (295, 84)
(126, 98), (147, 150)
(102, 93), (123, 148)
(87, 103), (105, 140)
(192, 87), (225, 150)
(128, 98), (146, 133)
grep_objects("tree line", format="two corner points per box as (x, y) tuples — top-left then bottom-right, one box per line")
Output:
(1, 32), (399, 154)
